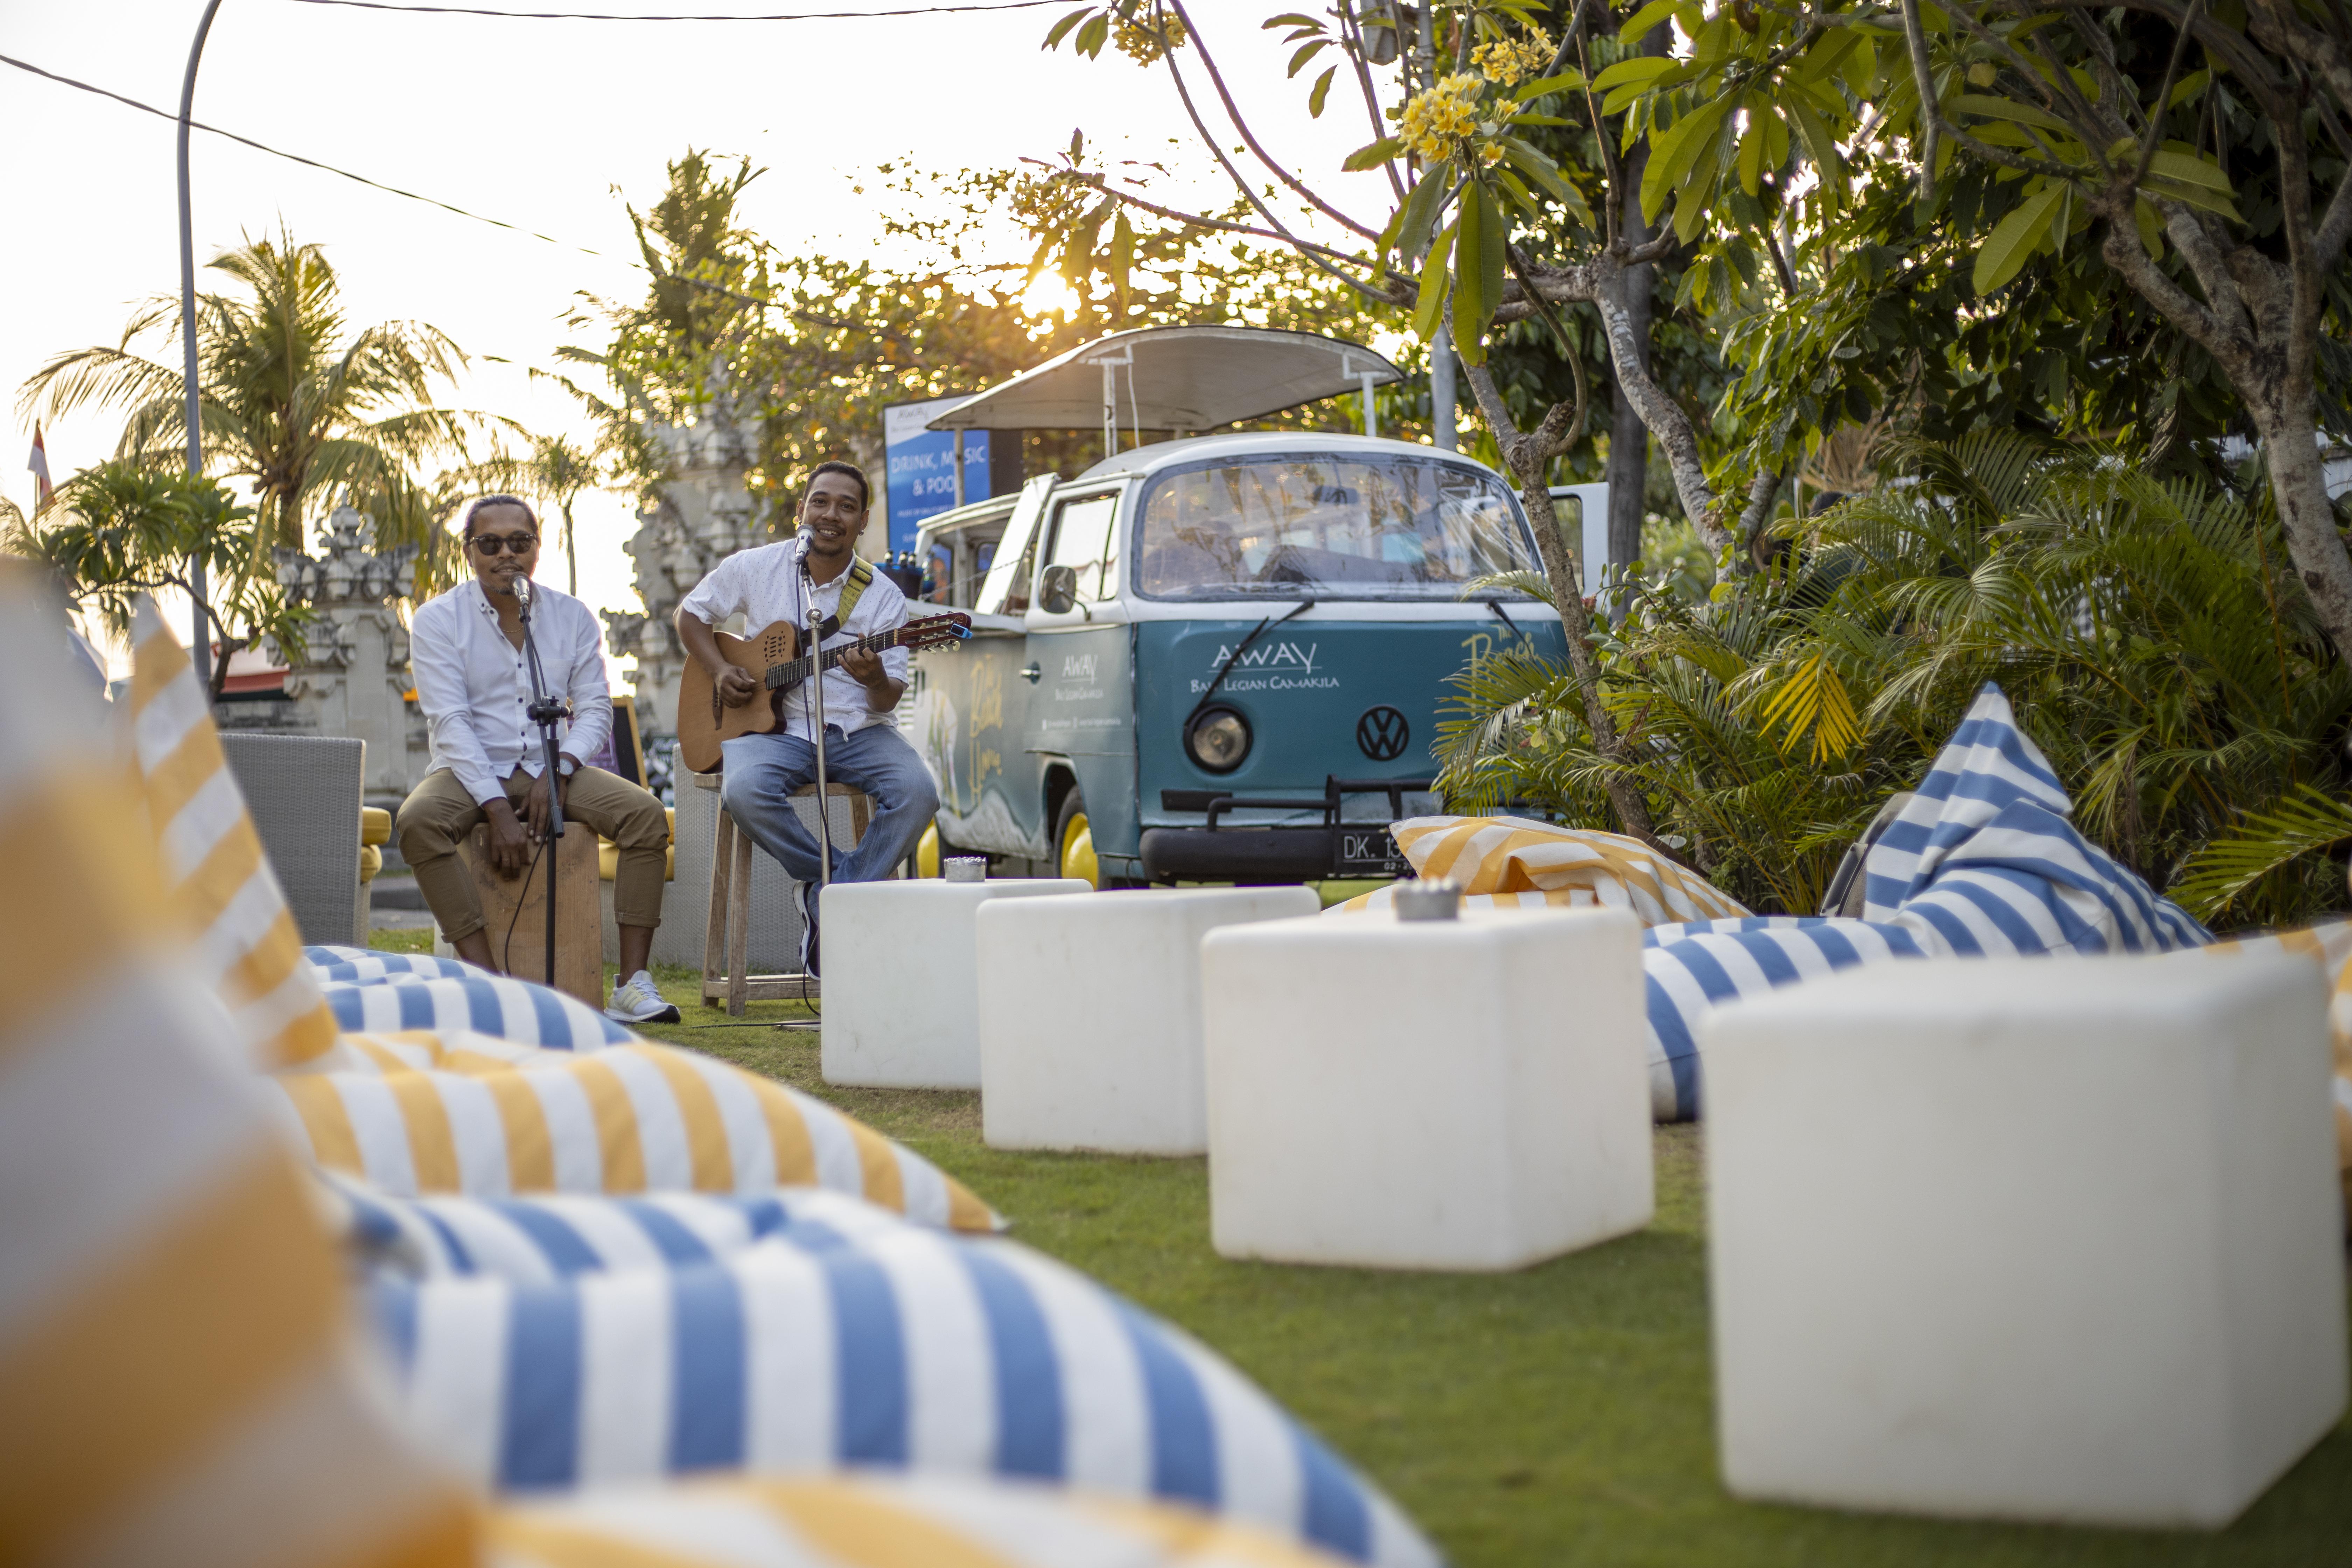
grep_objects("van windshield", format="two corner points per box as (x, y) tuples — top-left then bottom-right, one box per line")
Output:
(1133, 454), (1539, 601)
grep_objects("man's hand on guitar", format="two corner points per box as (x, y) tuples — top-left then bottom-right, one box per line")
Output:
(483, 797), (534, 880)
(716, 663), (760, 707)
(840, 645), (899, 709)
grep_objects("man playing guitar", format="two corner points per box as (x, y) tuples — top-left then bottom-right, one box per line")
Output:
(675, 461), (940, 976)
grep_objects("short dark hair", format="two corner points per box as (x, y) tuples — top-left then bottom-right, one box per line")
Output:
(463, 493), (538, 541)
(805, 461), (869, 511)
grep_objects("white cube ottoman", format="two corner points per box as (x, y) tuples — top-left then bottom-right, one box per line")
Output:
(1701, 951), (2348, 1528)
(821, 878), (1088, 1088)
(1200, 905), (1651, 1270)
(978, 886), (1321, 1155)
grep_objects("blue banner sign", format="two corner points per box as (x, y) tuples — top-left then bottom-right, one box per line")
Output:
(882, 397), (990, 554)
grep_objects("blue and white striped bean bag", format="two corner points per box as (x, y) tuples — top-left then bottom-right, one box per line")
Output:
(357, 1186), (1437, 1568)
(306, 944), (486, 983)
(1643, 685), (2211, 1119)
(321, 973), (633, 1050)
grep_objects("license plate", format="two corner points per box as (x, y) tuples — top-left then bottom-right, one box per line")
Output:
(1335, 825), (1409, 878)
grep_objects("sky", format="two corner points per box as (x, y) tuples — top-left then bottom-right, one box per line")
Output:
(0, 0), (1396, 675)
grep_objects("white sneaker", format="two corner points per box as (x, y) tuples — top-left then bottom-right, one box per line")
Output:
(605, 969), (681, 1024)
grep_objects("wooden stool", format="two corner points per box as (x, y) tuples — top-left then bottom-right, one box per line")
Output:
(451, 819), (603, 1005)
(698, 774), (873, 1015)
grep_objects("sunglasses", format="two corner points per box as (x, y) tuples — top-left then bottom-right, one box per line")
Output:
(471, 534), (539, 555)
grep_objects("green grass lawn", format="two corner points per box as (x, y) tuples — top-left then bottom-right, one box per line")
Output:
(371, 934), (2352, 1566)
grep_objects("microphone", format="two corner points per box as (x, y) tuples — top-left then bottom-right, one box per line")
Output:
(512, 575), (532, 613)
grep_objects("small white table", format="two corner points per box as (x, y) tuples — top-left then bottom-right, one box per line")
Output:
(1700, 951), (2347, 1527)
(978, 885), (1320, 1155)
(1200, 904), (1652, 1270)
(820, 877), (1088, 1088)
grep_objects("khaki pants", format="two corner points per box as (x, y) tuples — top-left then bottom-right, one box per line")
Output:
(397, 766), (667, 943)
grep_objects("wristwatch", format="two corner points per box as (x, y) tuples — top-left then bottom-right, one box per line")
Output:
(558, 755), (579, 778)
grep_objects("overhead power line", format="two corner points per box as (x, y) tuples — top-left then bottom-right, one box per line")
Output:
(0, 49), (612, 258)
(284, 0), (1059, 18)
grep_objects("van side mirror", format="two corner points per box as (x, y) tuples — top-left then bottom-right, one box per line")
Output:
(1038, 563), (1079, 616)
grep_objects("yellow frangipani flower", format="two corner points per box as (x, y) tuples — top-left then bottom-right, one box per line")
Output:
(1473, 31), (1554, 86)
(1401, 71), (1486, 162)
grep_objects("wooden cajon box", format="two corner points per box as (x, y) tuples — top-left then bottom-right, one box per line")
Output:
(453, 821), (603, 1005)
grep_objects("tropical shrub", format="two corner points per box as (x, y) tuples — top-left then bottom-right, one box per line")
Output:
(1438, 433), (2352, 930)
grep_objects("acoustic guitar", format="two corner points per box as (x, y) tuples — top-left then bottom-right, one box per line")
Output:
(676, 612), (973, 774)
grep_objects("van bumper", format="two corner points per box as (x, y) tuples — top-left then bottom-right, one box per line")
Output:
(1138, 827), (1332, 882)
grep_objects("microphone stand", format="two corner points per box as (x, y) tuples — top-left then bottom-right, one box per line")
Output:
(802, 562), (834, 893)
(518, 581), (568, 986)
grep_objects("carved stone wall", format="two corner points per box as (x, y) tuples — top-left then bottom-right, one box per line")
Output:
(233, 505), (433, 808)
(602, 394), (780, 786)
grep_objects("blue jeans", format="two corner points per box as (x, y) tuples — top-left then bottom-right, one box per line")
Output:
(718, 725), (940, 902)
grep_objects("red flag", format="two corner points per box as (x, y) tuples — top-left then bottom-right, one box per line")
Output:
(27, 425), (54, 510)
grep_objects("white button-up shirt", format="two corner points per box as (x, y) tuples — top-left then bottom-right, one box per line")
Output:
(677, 539), (910, 740)
(410, 579), (612, 805)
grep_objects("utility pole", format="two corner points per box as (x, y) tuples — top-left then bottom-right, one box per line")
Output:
(1417, 2), (1456, 450)
(178, 0), (225, 692)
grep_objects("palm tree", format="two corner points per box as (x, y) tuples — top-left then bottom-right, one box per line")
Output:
(16, 229), (482, 553)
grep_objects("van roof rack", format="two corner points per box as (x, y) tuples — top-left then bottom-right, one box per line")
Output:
(923, 325), (1403, 440)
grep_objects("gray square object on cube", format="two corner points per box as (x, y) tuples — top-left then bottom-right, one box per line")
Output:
(220, 733), (365, 946)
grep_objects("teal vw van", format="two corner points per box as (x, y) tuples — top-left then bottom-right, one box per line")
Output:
(904, 328), (1569, 887)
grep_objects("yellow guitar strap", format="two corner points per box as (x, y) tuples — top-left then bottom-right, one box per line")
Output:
(835, 557), (874, 627)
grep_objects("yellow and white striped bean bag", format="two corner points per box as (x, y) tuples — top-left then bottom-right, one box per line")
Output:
(267, 1040), (998, 1232)
(1328, 814), (1751, 925)
(489, 1472), (1359, 1568)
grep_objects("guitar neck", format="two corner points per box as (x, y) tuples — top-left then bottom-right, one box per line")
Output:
(766, 626), (904, 691)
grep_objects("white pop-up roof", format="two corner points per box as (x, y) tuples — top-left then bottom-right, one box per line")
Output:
(923, 325), (1404, 436)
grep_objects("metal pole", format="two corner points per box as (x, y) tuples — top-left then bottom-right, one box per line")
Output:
(952, 429), (966, 508)
(803, 567), (834, 891)
(178, 0), (225, 691)
(1418, 0), (1456, 451)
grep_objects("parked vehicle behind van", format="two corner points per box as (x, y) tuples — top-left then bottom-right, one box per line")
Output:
(904, 329), (1570, 886)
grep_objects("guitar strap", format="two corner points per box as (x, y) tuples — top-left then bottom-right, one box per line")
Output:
(806, 556), (875, 642)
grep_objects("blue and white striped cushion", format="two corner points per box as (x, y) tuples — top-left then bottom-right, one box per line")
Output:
(1642, 685), (2211, 1119)
(360, 1191), (1437, 1568)
(324, 1174), (903, 1282)
(321, 973), (633, 1049)
(306, 945), (486, 983)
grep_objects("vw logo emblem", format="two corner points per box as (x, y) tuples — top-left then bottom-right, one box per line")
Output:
(1356, 705), (1410, 761)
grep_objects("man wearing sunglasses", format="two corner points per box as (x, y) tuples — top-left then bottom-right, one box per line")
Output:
(396, 494), (680, 1022)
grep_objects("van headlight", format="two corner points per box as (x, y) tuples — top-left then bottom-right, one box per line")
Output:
(1185, 707), (1251, 773)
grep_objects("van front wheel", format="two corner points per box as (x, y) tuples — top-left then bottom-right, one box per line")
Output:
(1055, 788), (1099, 888)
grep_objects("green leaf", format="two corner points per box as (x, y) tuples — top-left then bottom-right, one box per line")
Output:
(1513, 71), (1586, 103)
(1736, 111), (1771, 196)
(1308, 64), (1337, 117)
(1395, 162), (1453, 261)
(1043, 5), (1092, 50)
(2170, 784), (2352, 920)
(1289, 38), (1331, 77)
(1344, 136), (1406, 172)
(1508, 113), (1572, 126)
(2133, 195), (2165, 258)
(2145, 147), (2232, 192)
(1783, 91), (1845, 206)
(1452, 185), (1505, 365)
(1593, 54), (1680, 92)
(1108, 211), (1134, 313)
(1494, 167), (1544, 219)
(1262, 12), (1321, 29)
(1950, 93), (2072, 134)
(1972, 179), (2065, 294)
(1643, 96), (1734, 224)
(1414, 222), (1457, 343)
(1074, 11), (1110, 58)
(2169, 69), (2210, 108)
(1616, 0), (1681, 45)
